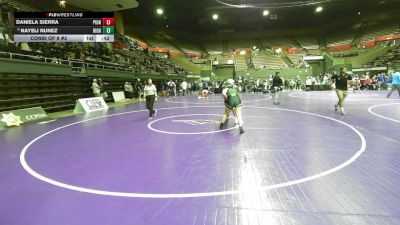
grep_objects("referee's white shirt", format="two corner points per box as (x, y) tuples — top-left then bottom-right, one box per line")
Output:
(144, 84), (157, 96)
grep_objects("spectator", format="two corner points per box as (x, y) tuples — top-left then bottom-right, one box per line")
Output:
(98, 78), (109, 98)
(124, 81), (134, 99)
(180, 80), (188, 96)
(91, 79), (101, 97)
(386, 69), (400, 98)
(167, 80), (176, 96)
(272, 72), (283, 105)
(135, 79), (144, 101)
(187, 82), (192, 95)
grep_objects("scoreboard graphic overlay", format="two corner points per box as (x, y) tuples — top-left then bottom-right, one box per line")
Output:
(14, 12), (114, 42)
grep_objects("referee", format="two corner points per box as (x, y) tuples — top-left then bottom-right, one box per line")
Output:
(144, 79), (157, 119)
(330, 68), (352, 115)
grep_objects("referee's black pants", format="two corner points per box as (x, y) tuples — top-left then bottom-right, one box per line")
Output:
(146, 95), (156, 116)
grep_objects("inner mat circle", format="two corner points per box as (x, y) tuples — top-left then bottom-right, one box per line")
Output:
(165, 94), (271, 104)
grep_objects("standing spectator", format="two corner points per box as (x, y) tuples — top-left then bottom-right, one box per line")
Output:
(272, 72), (283, 105)
(187, 82), (192, 95)
(295, 75), (302, 90)
(98, 78), (109, 99)
(124, 81), (130, 98)
(180, 80), (188, 96)
(377, 73), (385, 90)
(91, 79), (101, 97)
(202, 80), (209, 92)
(192, 81), (198, 93)
(350, 74), (362, 94)
(124, 82), (134, 99)
(167, 80), (176, 96)
(136, 79), (144, 101)
(289, 79), (296, 90)
(284, 78), (289, 90)
(144, 79), (158, 119)
(128, 82), (134, 99)
(322, 74), (329, 85)
(386, 69), (400, 99)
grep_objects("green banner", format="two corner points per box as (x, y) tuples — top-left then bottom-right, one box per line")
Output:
(0, 107), (48, 128)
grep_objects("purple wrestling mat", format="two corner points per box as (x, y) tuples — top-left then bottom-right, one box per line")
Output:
(1, 92), (399, 225)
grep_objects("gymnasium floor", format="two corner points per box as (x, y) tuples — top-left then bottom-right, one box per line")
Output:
(1, 91), (399, 225)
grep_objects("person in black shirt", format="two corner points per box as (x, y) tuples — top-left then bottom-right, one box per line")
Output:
(272, 72), (283, 105)
(330, 68), (352, 115)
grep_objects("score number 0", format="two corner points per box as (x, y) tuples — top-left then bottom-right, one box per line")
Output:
(102, 18), (115, 26)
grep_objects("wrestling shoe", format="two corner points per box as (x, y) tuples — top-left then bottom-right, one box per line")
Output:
(239, 127), (244, 134)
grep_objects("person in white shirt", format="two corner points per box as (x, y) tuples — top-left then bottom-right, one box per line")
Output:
(322, 75), (329, 85)
(124, 82), (130, 98)
(167, 80), (176, 97)
(180, 80), (188, 96)
(144, 79), (158, 118)
(91, 79), (101, 97)
(124, 82), (134, 99)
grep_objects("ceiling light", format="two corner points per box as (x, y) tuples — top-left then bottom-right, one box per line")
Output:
(253, 46), (257, 50)
(212, 14), (219, 20)
(263, 10), (269, 16)
(358, 11), (361, 15)
(315, 6), (323, 13)
(275, 48), (282, 53)
(156, 8), (164, 15)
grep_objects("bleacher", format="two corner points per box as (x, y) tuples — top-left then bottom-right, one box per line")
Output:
(360, 24), (398, 42)
(296, 37), (320, 50)
(146, 37), (180, 52)
(364, 45), (400, 67)
(306, 49), (322, 55)
(212, 54), (233, 66)
(286, 54), (309, 68)
(332, 50), (360, 58)
(0, 73), (141, 113)
(252, 53), (288, 70)
(267, 38), (297, 48)
(0, 74), (81, 112)
(176, 41), (202, 53)
(234, 55), (248, 72)
(327, 33), (354, 46)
